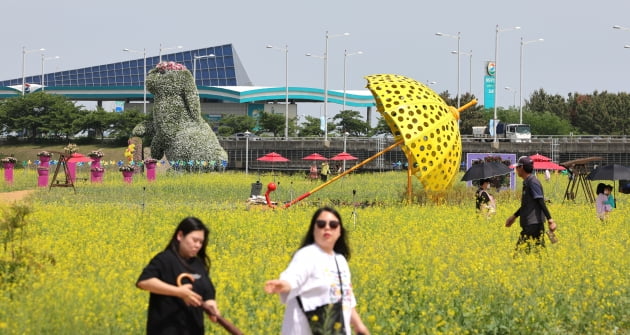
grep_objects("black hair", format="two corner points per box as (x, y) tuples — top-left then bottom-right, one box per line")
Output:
(596, 183), (606, 194)
(165, 217), (211, 271)
(298, 207), (351, 260)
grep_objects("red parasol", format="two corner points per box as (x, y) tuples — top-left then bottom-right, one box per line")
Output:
(330, 152), (358, 161)
(533, 161), (565, 170)
(67, 153), (92, 163)
(257, 152), (289, 162)
(302, 153), (329, 161)
(529, 153), (552, 162)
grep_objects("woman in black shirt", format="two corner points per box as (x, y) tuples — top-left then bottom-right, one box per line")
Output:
(137, 217), (220, 335)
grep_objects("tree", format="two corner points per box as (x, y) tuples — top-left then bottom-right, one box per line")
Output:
(109, 108), (146, 139)
(216, 114), (256, 136)
(258, 111), (285, 137)
(373, 116), (391, 135)
(524, 111), (574, 135)
(332, 110), (370, 136)
(73, 107), (119, 140)
(527, 89), (568, 119)
(0, 92), (82, 140)
(299, 115), (325, 137)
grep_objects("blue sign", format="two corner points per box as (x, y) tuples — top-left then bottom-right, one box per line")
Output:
(484, 75), (496, 109)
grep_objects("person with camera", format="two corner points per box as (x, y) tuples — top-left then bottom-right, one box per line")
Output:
(505, 156), (558, 252)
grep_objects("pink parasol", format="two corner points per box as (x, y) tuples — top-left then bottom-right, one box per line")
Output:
(302, 153), (329, 161)
(330, 152), (358, 161)
(257, 152), (289, 162)
(533, 161), (565, 170)
(257, 152), (289, 173)
(529, 153), (552, 162)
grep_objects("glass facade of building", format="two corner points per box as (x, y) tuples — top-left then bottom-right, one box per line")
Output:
(0, 44), (252, 88)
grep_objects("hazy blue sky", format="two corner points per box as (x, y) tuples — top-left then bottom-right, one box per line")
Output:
(4, 0), (630, 121)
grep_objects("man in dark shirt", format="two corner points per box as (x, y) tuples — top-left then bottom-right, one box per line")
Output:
(505, 156), (557, 252)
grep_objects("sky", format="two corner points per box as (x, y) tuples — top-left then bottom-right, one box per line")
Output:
(4, 0), (630, 125)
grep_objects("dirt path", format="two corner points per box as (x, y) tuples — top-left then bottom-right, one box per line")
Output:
(0, 190), (35, 203)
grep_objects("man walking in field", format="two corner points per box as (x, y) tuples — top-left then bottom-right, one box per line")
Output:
(505, 156), (557, 253)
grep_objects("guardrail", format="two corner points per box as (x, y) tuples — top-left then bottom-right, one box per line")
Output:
(460, 135), (629, 144)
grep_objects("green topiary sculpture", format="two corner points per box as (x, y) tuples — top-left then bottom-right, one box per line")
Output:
(141, 61), (227, 170)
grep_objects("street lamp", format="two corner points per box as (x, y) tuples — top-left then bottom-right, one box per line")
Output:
(307, 31), (349, 143)
(123, 48), (147, 115)
(451, 50), (472, 96)
(343, 131), (349, 172)
(519, 37), (544, 124)
(159, 43), (183, 62)
(504, 86), (517, 108)
(436, 31), (461, 108)
(343, 49), (363, 112)
(41, 54), (60, 91)
(22, 47), (45, 95)
(266, 44), (289, 140)
(193, 53), (216, 84)
(493, 24), (520, 145)
(244, 130), (251, 174)
(613, 25), (630, 31)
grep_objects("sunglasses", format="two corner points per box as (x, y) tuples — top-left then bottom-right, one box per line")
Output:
(315, 220), (340, 229)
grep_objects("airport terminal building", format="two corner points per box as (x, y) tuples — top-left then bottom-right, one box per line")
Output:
(0, 44), (376, 125)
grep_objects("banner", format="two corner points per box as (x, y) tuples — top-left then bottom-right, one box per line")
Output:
(484, 75), (495, 109)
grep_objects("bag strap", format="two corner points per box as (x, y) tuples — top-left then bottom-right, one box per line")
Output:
(297, 254), (343, 311)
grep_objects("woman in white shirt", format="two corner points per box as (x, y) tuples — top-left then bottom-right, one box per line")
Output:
(264, 207), (370, 335)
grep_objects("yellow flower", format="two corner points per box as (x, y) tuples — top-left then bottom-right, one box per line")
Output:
(311, 315), (319, 322)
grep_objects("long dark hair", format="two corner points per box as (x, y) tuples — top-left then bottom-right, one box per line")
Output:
(298, 207), (351, 260)
(165, 217), (211, 271)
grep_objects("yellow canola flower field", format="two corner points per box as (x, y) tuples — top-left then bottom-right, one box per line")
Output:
(0, 170), (628, 334)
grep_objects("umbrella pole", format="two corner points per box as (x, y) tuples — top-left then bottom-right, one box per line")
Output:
(284, 139), (404, 208)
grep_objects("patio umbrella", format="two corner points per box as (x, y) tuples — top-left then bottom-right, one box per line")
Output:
(533, 161), (565, 170)
(257, 152), (289, 162)
(330, 152), (358, 161)
(302, 153), (329, 161)
(587, 164), (630, 208)
(461, 161), (512, 181)
(257, 152), (289, 172)
(529, 153), (552, 162)
(587, 164), (630, 181)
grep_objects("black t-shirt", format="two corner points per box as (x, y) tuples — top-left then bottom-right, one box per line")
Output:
(137, 248), (215, 335)
(519, 175), (546, 227)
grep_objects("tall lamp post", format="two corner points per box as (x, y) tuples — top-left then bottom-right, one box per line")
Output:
(159, 43), (183, 62)
(493, 24), (520, 145)
(244, 130), (251, 174)
(22, 47), (45, 95)
(266, 44), (289, 140)
(307, 31), (349, 143)
(41, 54), (60, 91)
(519, 37), (543, 124)
(193, 54), (216, 84)
(436, 32), (461, 108)
(343, 49), (363, 112)
(123, 48), (147, 115)
(343, 131), (349, 172)
(451, 50), (472, 96)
